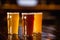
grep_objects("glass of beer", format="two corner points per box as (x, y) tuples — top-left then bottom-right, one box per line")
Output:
(22, 13), (42, 40)
(7, 12), (19, 40)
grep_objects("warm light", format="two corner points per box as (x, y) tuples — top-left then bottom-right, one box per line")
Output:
(25, 25), (27, 35)
(7, 12), (19, 34)
(22, 15), (23, 19)
(22, 13), (42, 34)
(10, 16), (12, 18)
(10, 26), (12, 34)
(7, 14), (9, 18)
(33, 13), (42, 33)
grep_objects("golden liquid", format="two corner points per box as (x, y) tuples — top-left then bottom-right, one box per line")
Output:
(33, 13), (42, 40)
(33, 13), (42, 33)
(7, 12), (19, 34)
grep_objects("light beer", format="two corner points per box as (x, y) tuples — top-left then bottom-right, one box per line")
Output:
(7, 12), (19, 40)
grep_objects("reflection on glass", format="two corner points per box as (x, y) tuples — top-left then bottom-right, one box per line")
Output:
(42, 25), (56, 40)
(7, 12), (43, 40)
(22, 13), (42, 40)
(7, 12), (19, 40)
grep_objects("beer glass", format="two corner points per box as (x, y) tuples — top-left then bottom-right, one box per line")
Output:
(22, 12), (42, 40)
(7, 12), (19, 40)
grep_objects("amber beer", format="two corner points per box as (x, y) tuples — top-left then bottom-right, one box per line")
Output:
(22, 13), (42, 37)
(7, 12), (19, 35)
(33, 13), (42, 40)
(22, 13), (34, 37)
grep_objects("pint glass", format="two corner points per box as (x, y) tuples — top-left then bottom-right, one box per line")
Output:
(7, 12), (19, 40)
(22, 13), (42, 39)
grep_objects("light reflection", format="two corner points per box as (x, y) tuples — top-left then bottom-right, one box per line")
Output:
(10, 16), (12, 18)
(17, 0), (38, 7)
(22, 13), (42, 35)
(24, 16), (26, 19)
(7, 12), (19, 40)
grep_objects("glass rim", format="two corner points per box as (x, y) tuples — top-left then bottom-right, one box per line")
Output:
(22, 12), (43, 15)
(7, 12), (19, 14)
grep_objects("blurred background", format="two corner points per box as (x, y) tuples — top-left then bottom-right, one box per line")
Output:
(0, 0), (60, 10)
(0, 0), (60, 40)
